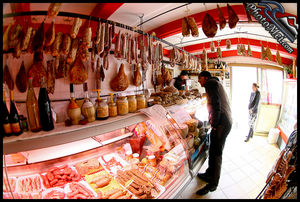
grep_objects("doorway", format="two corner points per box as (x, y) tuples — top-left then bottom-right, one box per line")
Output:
(231, 66), (258, 132)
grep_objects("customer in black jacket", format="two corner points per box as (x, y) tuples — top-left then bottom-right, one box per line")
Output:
(196, 71), (232, 195)
(245, 83), (261, 142)
(169, 70), (189, 90)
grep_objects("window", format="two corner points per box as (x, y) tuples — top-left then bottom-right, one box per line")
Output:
(261, 69), (283, 104)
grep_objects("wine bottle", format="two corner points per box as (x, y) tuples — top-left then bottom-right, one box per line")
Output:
(2, 91), (12, 137)
(26, 77), (42, 132)
(38, 77), (54, 131)
(9, 90), (23, 136)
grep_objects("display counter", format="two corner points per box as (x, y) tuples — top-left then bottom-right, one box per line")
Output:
(3, 104), (209, 199)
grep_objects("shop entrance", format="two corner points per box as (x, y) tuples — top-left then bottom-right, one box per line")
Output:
(231, 66), (258, 132)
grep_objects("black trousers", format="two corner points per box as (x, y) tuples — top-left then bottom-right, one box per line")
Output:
(205, 114), (232, 186)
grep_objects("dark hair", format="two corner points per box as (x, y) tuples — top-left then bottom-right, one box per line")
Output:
(198, 71), (212, 78)
(253, 83), (259, 88)
(180, 70), (188, 76)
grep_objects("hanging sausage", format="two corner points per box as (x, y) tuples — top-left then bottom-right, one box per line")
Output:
(9, 24), (23, 50)
(226, 39), (231, 49)
(32, 21), (45, 52)
(276, 50), (282, 66)
(247, 43), (252, 57)
(62, 33), (71, 55)
(47, 3), (62, 18)
(70, 17), (82, 39)
(67, 38), (79, 64)
(52, 32), (63, 57)
(44, 20), (55, 47)
(21, 26), (33, 51)
(187, 17), (199, 37)
(182, 17), (190, 37)
(261, 43), (267, 60)
(266, 46), (273, 61)
(3, 23), (13, 51)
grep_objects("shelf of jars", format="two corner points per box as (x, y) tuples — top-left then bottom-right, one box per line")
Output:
(3, 112), (148, 155)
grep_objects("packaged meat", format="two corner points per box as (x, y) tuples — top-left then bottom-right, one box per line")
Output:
(227, 3), (239, 29)
(64, 181), (97, 199)
(47, 3), (62, 18)
(42, 187), (65, 199)
(98, 153), (129, 176)
(74, 157), (104, 176)
(202, 12), (218, 38)
(16, 174), (43, 193)
(16, 61), (27, 93)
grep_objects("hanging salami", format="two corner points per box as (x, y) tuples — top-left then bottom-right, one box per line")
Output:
(32, 21), (45, 52)
(16, 61), (27, 93)
(217, 4), (226, 30)
(44, 20), (55, 47)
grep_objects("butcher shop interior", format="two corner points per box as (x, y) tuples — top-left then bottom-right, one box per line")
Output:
(2, 3), (297, 199)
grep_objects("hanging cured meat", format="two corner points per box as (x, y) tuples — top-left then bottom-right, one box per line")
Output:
(114, 30), (121, 58)
(52, 32), (63, 57)
(97, 23), (105, 55)
(56, 56), (65, 79)
(241, 44), (247, 56)
(3, 23), (12, 51)
(227, 4), (239, 29)
(202, 12), (218, 38)
(70, 17), (82, 39)
(202, 48), (207, 70)
(69, 57), (88, 84)
(32, 21), (45, 52)
(47, 3), (62, 18)
(247, 43), (252, 57)
(210, 41), (215, 52)
(82, 27), (92, 48)
(16, 61), (27, 93)
(9, 24), (23, 49)
(187, 17), (199, 37)
(182, 17), (190, 37)
(3, 63), (14, 90)
(266, 46), (273, 61)
(243, 3), (253, 22)
(47, 60), (55, 94)
(110, 63), (129, 91)
(67, 38), (79, 64)
(45, 20), (55, 47)
(261, 44), (266, 60)
(217, 47), (222, 58)
(95, 21), (102, 45)
(226, 39), (231, 49)
(133, 64), (142, 86)
(27, 29), (36, 54)
(21, 26), (33, 51)
(62, 34), (71, 55)
(237, 44), (242, 55)
(13, 29), (23, 59)
(276, 50), (282, 66)
(28, 51), (47, 87)
(217, 4), (226, 30)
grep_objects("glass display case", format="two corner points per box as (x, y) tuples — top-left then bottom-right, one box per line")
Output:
(3, 105), (208, 199)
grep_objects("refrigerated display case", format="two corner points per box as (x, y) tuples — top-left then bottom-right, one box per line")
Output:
(3, 105), (208, 199)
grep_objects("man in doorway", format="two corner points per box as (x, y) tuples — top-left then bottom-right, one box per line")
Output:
(245, 83), (261, 142)
(196, 71), (232, 195)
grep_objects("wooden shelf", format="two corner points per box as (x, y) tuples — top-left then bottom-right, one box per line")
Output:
(207, 69), (228, 72)
(3, 112), (148, 154)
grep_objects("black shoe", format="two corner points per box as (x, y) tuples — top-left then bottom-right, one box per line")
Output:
(197, 173), (211, 182)
(196, 184), (217, 195)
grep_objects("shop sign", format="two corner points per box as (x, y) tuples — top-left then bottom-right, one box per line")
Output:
(246, 1), (297, 53)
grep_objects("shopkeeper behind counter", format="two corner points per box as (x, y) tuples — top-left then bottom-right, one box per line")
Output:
(169, 70), (189, 90)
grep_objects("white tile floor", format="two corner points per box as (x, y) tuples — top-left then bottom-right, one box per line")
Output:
(179, 127), (281, 199)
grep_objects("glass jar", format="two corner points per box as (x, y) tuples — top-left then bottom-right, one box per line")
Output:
(108, 102), (118, 117)
(127, 95), (137, 113)
(137, 94), (147, 110)
(95, 99), (109, 120)
(116, 96), (128, 115)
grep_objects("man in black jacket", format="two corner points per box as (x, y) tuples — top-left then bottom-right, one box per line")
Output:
(196, 71), (232, 195)
(245, 83), (261, 142)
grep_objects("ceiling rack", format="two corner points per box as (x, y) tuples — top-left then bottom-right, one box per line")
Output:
(3, 11), (199, 61)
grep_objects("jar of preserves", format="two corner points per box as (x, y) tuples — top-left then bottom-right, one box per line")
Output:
(127, 95), (137, 113)
(116, 96), (128, 115)
(108, 93), (117, 117)
(137, 94), (147, 110)
(96, 99), (109, 120)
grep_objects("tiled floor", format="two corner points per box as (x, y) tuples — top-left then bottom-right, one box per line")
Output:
(179, 127), (281, 199)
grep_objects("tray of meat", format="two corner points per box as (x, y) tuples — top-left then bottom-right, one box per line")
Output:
(65, 181), (98, 199)
(42, 187), (65, 199)
(40, 164), (81, 189)
(74, 157), (104, 177)
(3, 176), (17, 192)
(84, 170), (132, 199)
(16, 174), (43, 193)
(98, 153), (129, 176)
